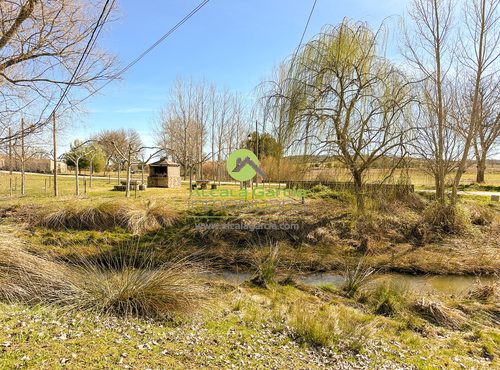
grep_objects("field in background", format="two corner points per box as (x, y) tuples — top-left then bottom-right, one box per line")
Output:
(0, 172), (282, 207)
(299, 163), (500, 187)
(3, 160), (500, 202)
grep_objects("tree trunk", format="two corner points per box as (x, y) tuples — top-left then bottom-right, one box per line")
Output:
(476, 155), (486, 183)
(53, 113), (58, 196)
(21, 160), (25, 195)
(103, 158), (108, 177)
(8, 127), (12, 175)
(75, 161), (79, 195)
(435, 174), (445, 203)
(90, 159), (93, 188)
(189, 166), (193, 191)
(353, 169), (364, 212)
(118, 163), (121, 184)
(125, 164), (131, 198)
(126, 154), (131, 198)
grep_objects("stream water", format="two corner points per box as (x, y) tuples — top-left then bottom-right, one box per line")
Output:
(205, 270), (499, 296)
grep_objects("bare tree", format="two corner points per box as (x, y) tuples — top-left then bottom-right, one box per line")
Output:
(155, 77), (207, 180)
(451, 0), (500, 196)
(400, 0), (456, 205)
(0, 0), (118, 141)
(84, 142), (103, 188)
(257, 62), (304, 185)
(473, 79), (500, 182)
(100, 129), (153, 198)
(154, 76), (250, 186)
(402, 0), (500, 204)
(10, 118), (41, 195)
(410, 78), (462, 191)
(96, 129), (122, 176)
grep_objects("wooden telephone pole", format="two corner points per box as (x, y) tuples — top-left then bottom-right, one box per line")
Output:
(8, 127), (12, 175)
(21, 118), (25, 195)
(53, 113), (58, 197)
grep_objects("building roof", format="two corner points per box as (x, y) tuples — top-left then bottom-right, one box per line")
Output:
(149, 158), (180, 167)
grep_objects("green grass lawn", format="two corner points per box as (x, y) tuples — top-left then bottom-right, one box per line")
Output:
(0, 283), (498, 369)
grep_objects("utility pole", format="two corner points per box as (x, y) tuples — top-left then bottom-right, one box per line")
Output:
(53, 113), (58, 197)
(21, 118), (25, 195)
(8, 127), (12, 175)
(255, 120), (259, 187)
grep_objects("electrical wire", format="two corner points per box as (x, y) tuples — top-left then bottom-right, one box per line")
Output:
(3, 0), (210, 142)
(299, 0), (318, 47)
(79, 0), (211, 105)
(2, 0), (115, 143)
(52, 0), (115, 117)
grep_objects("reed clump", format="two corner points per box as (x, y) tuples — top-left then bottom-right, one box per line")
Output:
(38, 199), (178, 234)
(0, 242), (209, 320)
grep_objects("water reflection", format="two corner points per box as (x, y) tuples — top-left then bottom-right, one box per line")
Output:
(204, 270), (498, 295)
(299, 273), (499, 295)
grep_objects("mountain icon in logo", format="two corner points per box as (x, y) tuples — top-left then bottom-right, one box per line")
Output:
(227, 149), (267, 182)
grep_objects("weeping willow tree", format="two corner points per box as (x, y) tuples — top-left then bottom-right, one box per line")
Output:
(269, 19), (414, 210)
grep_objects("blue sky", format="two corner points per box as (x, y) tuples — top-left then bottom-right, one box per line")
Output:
(74, 0), (410, 150)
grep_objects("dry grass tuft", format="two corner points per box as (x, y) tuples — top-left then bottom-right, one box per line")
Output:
(422, 202), (472, 234)
(0, 241), (209, 320)
(340, 255), (375, 297)
(38, 199), (178, 234)
(467, 280), (500, 302)
(467, 204), (496, 226)
(411, 297), (468, 330)
(250, 238), (280, 288)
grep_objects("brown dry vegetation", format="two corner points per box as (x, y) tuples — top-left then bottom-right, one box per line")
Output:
(0, 238), (209, 320)
(24, 198), (178, 235)
(2, 187), (499, 276)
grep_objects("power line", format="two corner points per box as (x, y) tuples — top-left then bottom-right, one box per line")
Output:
(52, 0), (115, 117)
(5, 0), (209, 141)
(298, 0), (318, 47)
(1, 0), (115, 144)
(79, 0), (211, 105)
(120, 0), (210, 76)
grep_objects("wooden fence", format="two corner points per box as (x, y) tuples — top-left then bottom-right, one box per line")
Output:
(275, 180), (414, 194)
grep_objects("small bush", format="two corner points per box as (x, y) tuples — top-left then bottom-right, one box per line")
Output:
(467, 280), (500, 302)
(467, 204), (496, 226)
(250, 238), (280, 288)
(286, 302), (374, 351)
(368, 280), (408, 317)
(288, 304), (339, 347)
